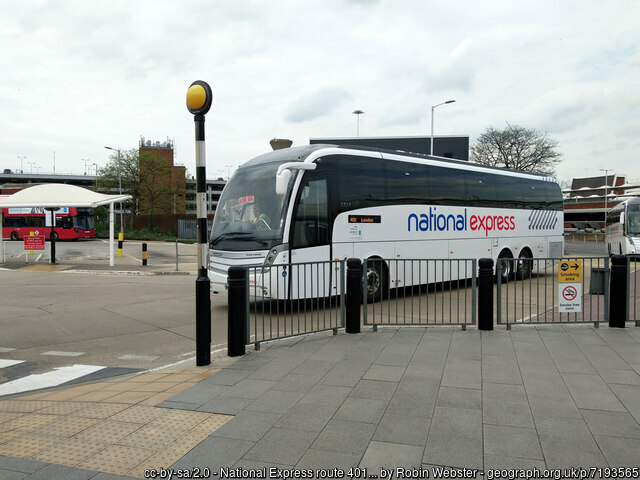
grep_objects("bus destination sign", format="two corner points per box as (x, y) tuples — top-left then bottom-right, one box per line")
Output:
(349, 215), (381, 224)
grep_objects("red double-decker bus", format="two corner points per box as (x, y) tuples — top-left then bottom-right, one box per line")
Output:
(1, 206), (95, 240)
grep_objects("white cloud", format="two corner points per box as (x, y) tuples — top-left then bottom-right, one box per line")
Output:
(0, 0), (638, 183)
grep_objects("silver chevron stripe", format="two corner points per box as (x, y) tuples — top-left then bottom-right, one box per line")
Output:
(529, 210), (558, 230)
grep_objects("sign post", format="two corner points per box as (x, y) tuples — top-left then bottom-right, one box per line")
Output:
(186, 80), (213, 366)
(558, 260), (582, 313)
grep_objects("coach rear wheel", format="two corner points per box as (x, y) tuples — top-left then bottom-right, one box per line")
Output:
(516, 249), (533, 280)
(497, 250), (514, 283)
(10, 231), (19, 241)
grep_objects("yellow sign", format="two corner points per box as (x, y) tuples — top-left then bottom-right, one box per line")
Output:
(558, 260), (582, 283)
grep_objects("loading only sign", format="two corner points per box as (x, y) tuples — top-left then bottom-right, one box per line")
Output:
(558, 260), (582, 313)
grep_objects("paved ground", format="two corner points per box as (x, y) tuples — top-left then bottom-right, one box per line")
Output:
(2, 324), (640, 478)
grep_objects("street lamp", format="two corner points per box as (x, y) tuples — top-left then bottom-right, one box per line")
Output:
(352, 109), (364, 137)
(599, 168), (611, 231)
(18, 156), (26, 174)
(104, 146), (123, 233)
(430, 100), (455, 156)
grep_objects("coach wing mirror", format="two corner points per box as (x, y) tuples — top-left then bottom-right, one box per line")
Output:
(275, 162), (317, 196)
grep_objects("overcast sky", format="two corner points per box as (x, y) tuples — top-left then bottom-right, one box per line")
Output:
(1, 0), (638, 183)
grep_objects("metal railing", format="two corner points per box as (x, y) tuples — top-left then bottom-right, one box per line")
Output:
(246, 260), (345, 349)
(363, 258), (477, 329)
(496, 256), (609, 328)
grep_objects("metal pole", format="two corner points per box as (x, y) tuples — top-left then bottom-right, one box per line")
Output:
(430, 106), (435, 156)
(187, 80), (213, 366)
(478, 258), (494, 330)
(117, 149), (123, 234)
(346, 258), (362, 333)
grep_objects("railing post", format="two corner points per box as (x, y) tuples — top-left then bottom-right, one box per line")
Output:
(228, 266), (248, 356)
(478, 258), (494, 331)
(609, 255), (628, 328)
(346, 258), (362, 334)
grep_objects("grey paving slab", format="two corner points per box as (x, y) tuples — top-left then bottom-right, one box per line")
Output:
(580, 409), (640, 438)
(311, 419), (376, 456)
(0, 456), (49, 474)
(211, 410), (282, 441)
(386, 392), (435, 418)
(275, 403), (339, 432)
(171, 436), (255, 471)
(608, 383), (640, 424)
(244, 389), (305, 414)
(333, 397), (388, 425)
(22, 463), (96, 480)
(270, 373), (323, 393)
(295, 448), (362, 470)
(423, 406), (483, 469)
(562, 372), (627, 411)
(483, 424), (543, 460)
(483, 454), (546, 471)
(595, 435), (640, 468)
(597, 367), (640, 385)
(360, 441), (423, 470)
(243, 427), (318, 465)
(299, 384), (352, 406)
(535, 416), (607, 468)
(373, 413), (431, 446)
(437, 386), (482, 410)
(0, 469), (27, 480)
(363, 364), (406, 382)
(219, 378), (276, 399)
(197, 395), (254, 414)
(349, 379), (397, 401)
(483, 383), (534, 428)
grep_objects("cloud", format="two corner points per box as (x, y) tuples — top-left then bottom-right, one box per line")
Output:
(284, 87), (353, 123)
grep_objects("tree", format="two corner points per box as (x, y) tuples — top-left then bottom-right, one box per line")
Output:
(97, 149), (178, 228)
(97, 149), (140, 227)
(470, 123), (562, 176)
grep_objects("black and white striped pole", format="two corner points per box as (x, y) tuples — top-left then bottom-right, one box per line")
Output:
(186, 80), (213, 366)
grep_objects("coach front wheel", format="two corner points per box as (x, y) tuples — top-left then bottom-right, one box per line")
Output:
(10, 231), (19, 241)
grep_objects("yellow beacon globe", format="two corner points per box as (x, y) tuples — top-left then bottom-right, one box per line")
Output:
(186, 84), (207, 111)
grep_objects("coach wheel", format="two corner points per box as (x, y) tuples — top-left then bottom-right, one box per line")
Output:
(366, 259), (388, 303)
(497, 249), (514, 283)
(10, 231), (19, 241)
(50, 232), (58, 241)
(516, 249), (533, 280)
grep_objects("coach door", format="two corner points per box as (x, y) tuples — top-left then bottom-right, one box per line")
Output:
(289, 173), (332, 299)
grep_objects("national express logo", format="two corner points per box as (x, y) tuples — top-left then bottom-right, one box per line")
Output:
(407, 208), (558, 236)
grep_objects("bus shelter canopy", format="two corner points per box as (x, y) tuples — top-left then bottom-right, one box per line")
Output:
(0, 183), (130, 209)
(0, 183), (131, 266)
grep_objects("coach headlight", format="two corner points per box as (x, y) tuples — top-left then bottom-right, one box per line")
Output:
(262, 244), (288, 273)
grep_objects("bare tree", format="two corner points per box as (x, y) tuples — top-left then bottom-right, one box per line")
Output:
(471, 123), (562, 176)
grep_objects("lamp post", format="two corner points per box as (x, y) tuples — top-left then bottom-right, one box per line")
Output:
(104, 146), (123, 233)
(18, 156), (26, 174)
(352, 109), (364, 137)
(599, 168), (611, 231)
(430, 100), (455, 156)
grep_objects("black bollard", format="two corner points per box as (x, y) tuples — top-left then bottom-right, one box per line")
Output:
(142, 243), (147, 266)
(609, 255), (628, 328)
(346, 258), (362, 334)
(478, 258), (494, 331)
(195, 276), (211, 365)
(228, 266), (248, 356)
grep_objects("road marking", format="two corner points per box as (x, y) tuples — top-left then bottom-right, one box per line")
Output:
(42, 351), (85, 357)
(0, 359), (24, 368)
(0, 347), (16, 353)
(118, 354), (159, 362)
(0, 364), (106, 397)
